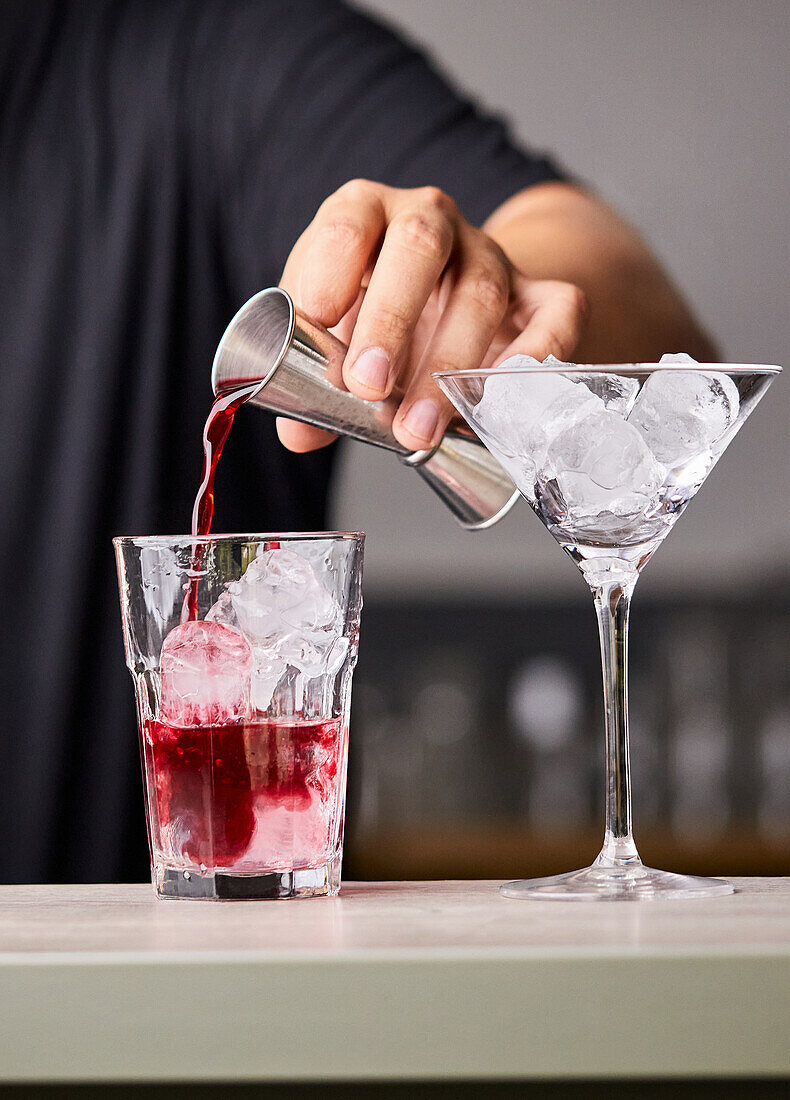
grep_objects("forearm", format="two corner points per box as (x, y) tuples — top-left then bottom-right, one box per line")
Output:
(484, 182), (718, 363)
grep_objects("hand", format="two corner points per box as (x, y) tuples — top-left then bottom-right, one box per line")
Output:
(277, 180), (588, 453)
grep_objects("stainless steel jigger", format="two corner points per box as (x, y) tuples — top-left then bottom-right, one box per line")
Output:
(211, 287), (519, 529)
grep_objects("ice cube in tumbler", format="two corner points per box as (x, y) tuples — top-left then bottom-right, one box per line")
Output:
(159, 619), (252, 726)
(207, 546), (344, 709)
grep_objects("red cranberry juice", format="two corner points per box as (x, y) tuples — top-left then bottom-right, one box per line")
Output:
(191, 382), (261, 539)
(144, 716), (344, 871)
(184, 382), (260, 621)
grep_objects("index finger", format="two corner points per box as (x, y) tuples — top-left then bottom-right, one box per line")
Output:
(281, 181), (385, 328)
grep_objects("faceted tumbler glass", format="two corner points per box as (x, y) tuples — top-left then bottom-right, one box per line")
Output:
(114, 533), (364, 900)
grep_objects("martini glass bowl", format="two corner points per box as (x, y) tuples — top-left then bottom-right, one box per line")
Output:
(435, 359), (780, 900)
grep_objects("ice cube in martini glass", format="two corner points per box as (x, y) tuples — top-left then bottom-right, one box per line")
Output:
(435, 355), (780, 900)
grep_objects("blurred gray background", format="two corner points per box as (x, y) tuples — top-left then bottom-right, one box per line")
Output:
(334, 0), (789, 599)
(331, 1), (790, 878)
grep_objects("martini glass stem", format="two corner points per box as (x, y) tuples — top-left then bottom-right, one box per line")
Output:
(590, 570), (640, 867)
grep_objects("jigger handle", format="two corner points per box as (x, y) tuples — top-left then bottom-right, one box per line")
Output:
(211, 287), (519, 529)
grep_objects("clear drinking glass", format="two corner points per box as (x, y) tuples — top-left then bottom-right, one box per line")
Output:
(436, 361), (779, 900)
(114, 532), (364, 900)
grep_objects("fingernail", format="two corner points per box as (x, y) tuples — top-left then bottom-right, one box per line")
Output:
(403, 398), (440, 443)
(349, 347), (391, 393)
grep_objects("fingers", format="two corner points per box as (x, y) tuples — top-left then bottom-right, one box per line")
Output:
(392, 229), (512, 450)
(274, 288), (367, 454)
(342, 187), (457, 401)
(280, 180), (385, 327)
(275, 418), (338, 452)
(278, 178), (588, 463)
(492, 277), (588, 367)
(277, 183), (381, 454)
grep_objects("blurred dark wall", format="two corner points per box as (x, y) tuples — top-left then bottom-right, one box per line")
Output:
(345, 593), (790, 878)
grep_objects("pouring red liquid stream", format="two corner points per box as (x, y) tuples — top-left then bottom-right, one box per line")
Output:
(191, 382), (263, 539)
(184, 382), (260, 621)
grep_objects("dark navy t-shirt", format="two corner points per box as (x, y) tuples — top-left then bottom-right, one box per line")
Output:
(0, 0), (564, 882)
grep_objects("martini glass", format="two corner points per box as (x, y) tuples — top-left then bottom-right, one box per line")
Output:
(435, 359), (780, 900)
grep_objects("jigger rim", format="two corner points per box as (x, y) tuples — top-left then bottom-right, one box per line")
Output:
(211, 286), (296, 397)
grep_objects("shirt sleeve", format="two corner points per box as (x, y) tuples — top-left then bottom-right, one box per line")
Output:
(189, 0), (567, 296)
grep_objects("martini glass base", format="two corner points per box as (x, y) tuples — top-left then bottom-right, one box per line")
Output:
(500, 862), (733, 901)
